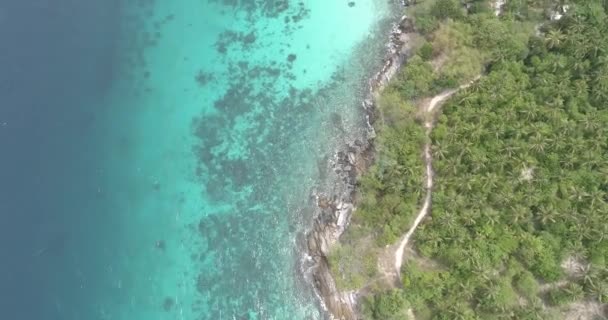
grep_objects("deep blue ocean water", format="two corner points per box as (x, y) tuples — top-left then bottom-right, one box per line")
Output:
(0, 1), (395, 319)
(0, 2), (119, 319)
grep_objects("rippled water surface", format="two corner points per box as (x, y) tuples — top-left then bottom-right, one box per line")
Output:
(0, 1), (396, 319)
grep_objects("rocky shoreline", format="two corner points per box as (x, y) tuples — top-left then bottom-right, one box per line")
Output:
(305, 10), (415, 320)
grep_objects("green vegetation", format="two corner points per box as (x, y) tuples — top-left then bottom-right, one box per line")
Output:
(361, 290), (411, 320)
(327, 0), (608, 319)
(413, 2), (608, 316)
(328, 243), (379, 290)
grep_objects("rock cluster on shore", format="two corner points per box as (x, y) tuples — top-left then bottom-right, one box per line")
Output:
(305, 13), (415, 320)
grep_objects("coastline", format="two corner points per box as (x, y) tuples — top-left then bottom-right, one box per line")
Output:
(305, 8), (415, 319)
(306, 1), (608, 319)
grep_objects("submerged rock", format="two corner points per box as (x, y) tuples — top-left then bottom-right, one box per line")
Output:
(155, 240), (166, 251)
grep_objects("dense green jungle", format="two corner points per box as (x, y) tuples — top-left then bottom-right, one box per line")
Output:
(328, 0), (608, 319)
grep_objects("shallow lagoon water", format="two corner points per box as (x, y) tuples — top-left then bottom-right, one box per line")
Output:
(0, 1), (396, 319)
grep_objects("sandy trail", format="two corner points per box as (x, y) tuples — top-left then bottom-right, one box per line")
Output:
(394, 78), (478, 275)
(393, 143), (433, 274)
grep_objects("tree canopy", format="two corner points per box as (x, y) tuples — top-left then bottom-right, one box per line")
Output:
(334, 0), (608, 319)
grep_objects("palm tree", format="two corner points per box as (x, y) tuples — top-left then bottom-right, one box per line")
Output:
(564, 283), (585, 302)
(458, 279), (476, 301)
(589, 219), (608, 243)
(472, 262), (492, 282)
(510, 205), (531, 225)
(515, 298), (545, 320)
(574, 218), (596, 242)
(461, 210), (478, 227)
(570, 59), (589, 75)
(588, 189), (605, 209)
(483, 208), (501, 227)
(567, 18), (586, 39)
(443, 157), (460, 176)
(536, 205), (558, 227)
(439, 211), (458, 232)
(586, 281), (608, 303)
(579, 113), (601, 131)
(433, 142), (448, 160)
(545, 30), (565, 50)
(581, 264), (601, 289)
(500, 145), (522, 159)
(568, 186), (589, 202)
(421, 228), (442, 253)
(481, 172), (499, 190)
(519, 107), (539, 121)
(528, 134), (547, 154)
(444, 302), (476, 320)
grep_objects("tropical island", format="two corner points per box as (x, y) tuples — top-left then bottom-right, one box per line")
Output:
(325, 0), (608, 318)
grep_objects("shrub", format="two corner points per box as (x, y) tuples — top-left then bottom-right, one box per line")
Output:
(419, 41), (434, 60)
(514, 271), (540, 300)
(430, 0), (463, 20)
(369, 290), (410, 320)
(394, 55), (435, 99)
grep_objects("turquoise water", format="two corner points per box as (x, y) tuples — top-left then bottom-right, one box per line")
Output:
(0, 1), (396, 319)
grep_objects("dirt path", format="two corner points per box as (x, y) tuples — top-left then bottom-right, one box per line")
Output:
(427, 89), (458, 113)
(394, 78), (479, 275)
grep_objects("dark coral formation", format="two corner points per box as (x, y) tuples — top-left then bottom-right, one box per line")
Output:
(195, 70), (214, 87)
(187, 48), (378, 317)
(209, 0), (309, 34)
(108, 0), (398, 317)
(162, 297), (174, 311)
(214, 30), (260, 54)
(209, 0), (292, 19)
